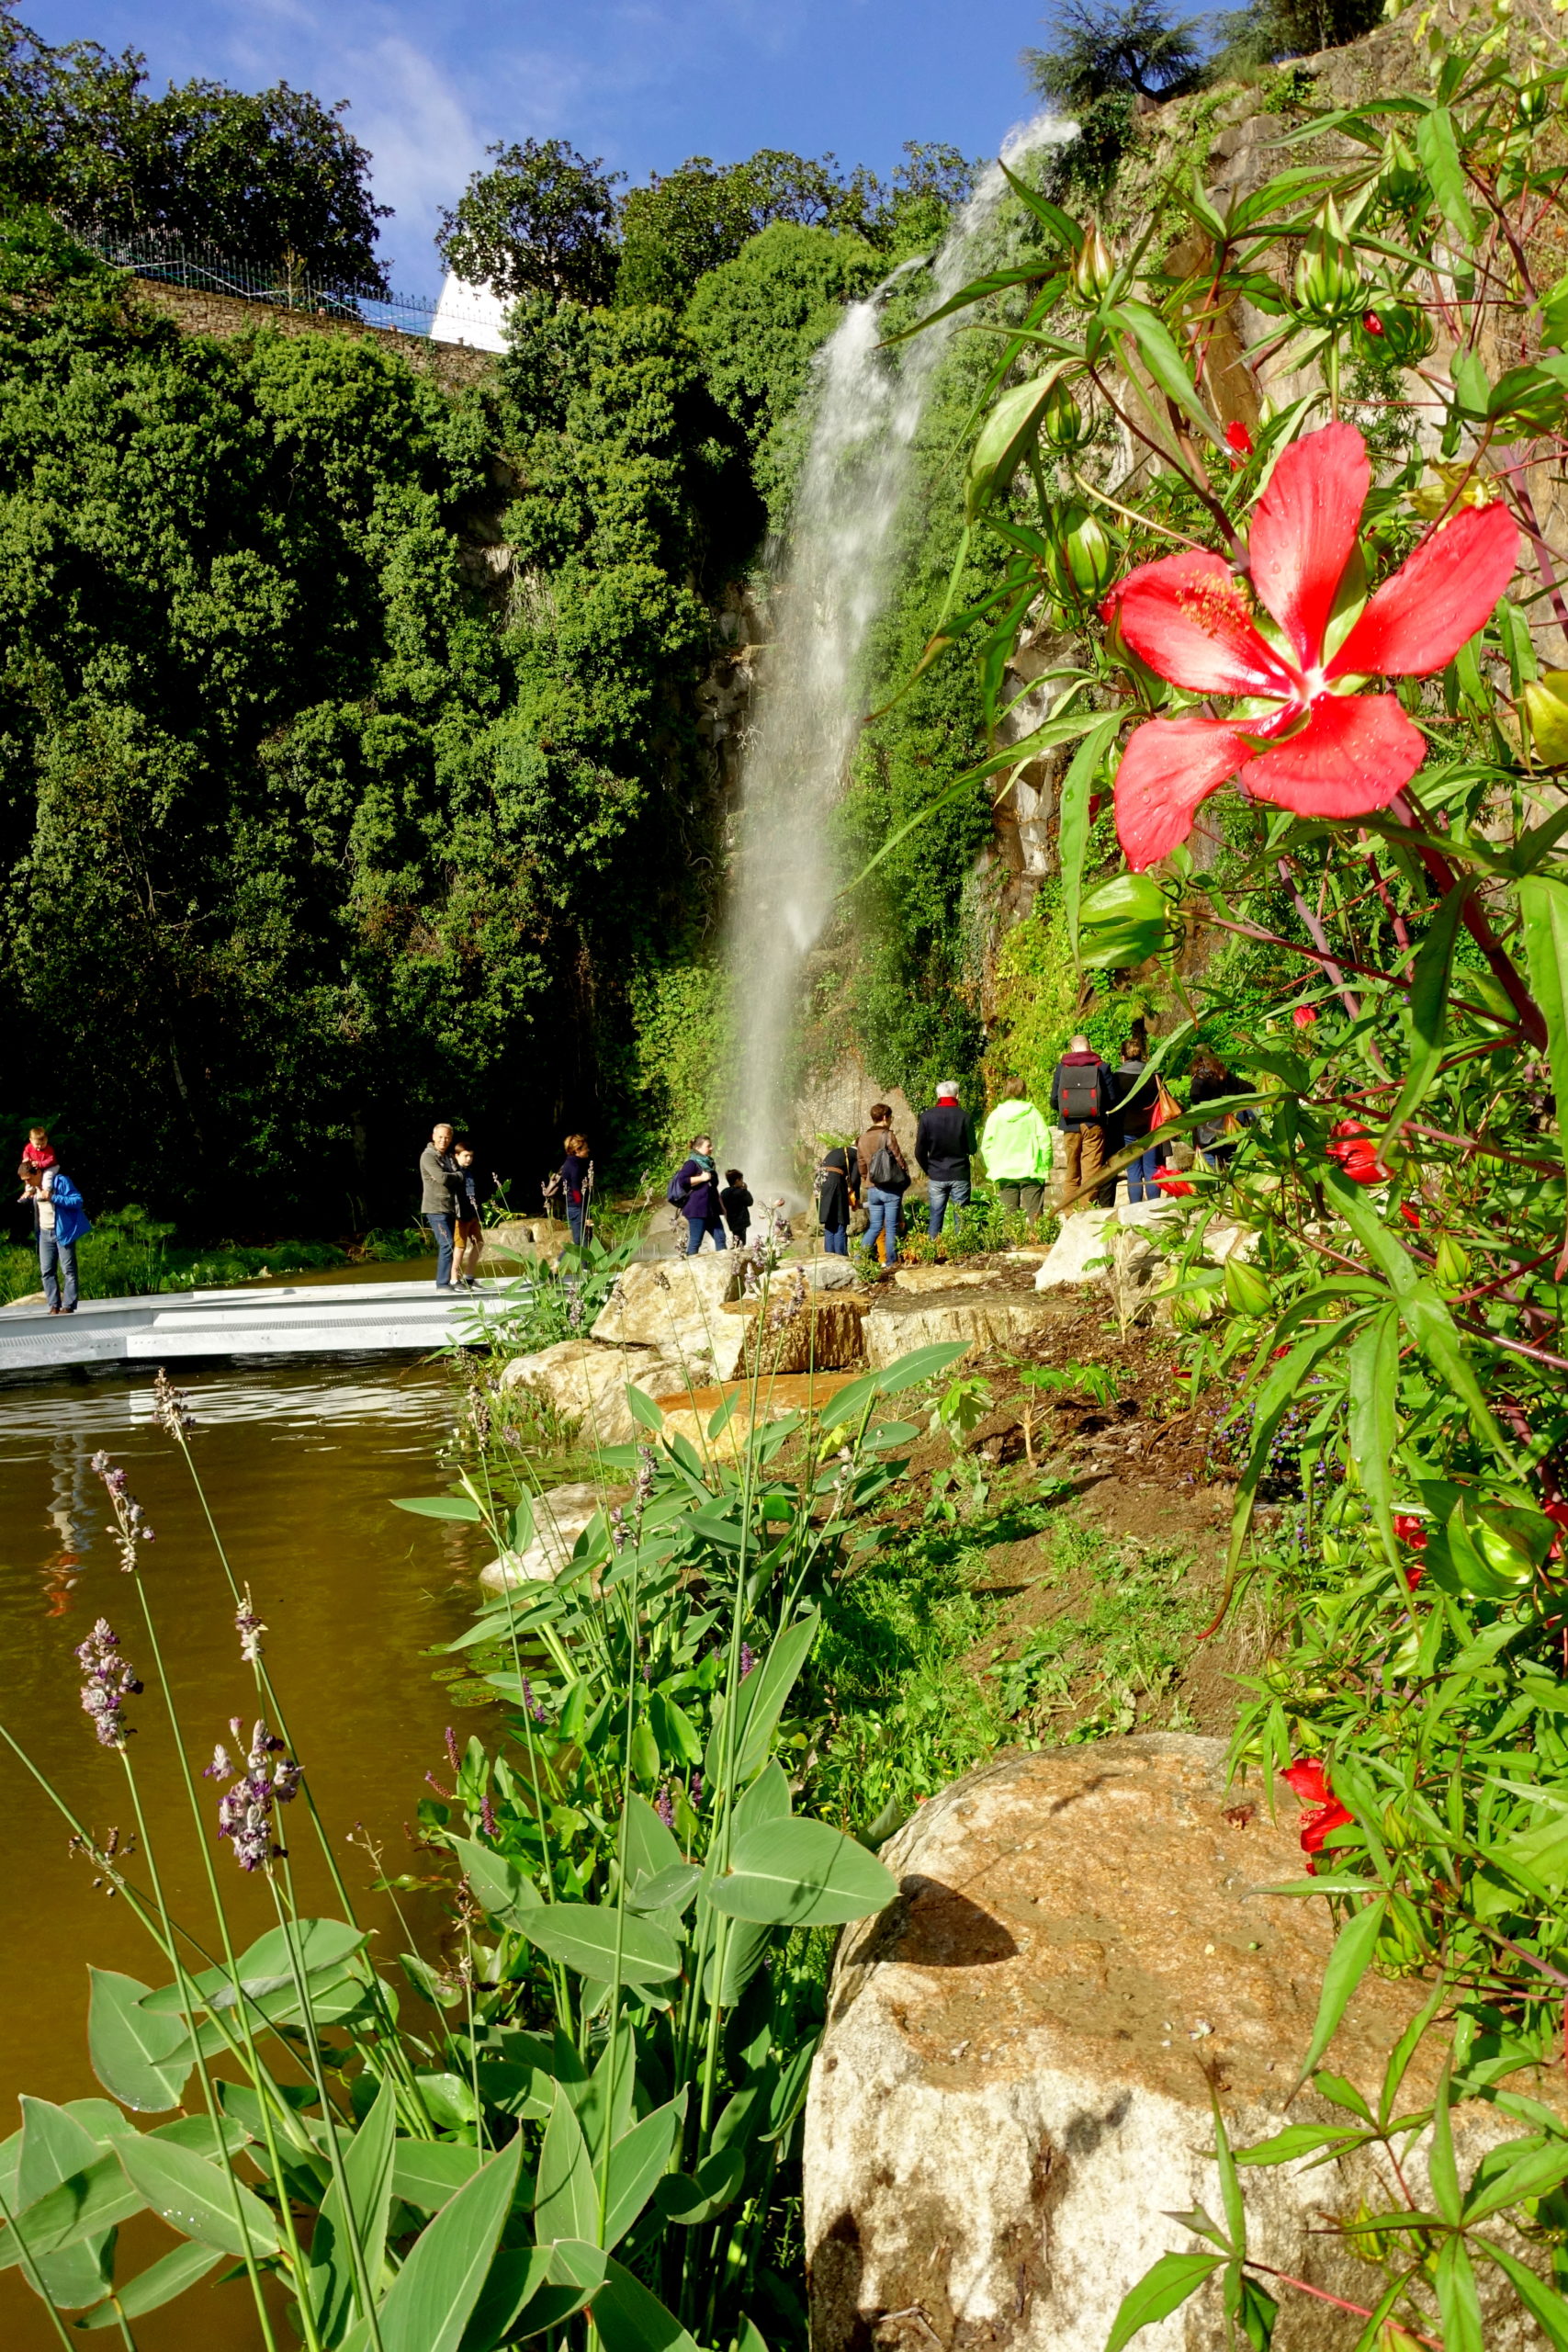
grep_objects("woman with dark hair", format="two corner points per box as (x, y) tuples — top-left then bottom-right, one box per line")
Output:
(1188, 1048), (1240, 1169)
(815, 1146), (852, 1256)
(1111, 1040), (1164, 1202)
(559, 1134), (592, 1246)
(671, 1135), (726, 1255)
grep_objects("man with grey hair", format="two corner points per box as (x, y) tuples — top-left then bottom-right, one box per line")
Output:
(915, 1079), (976, 1242)
(419, 1120), (462, 1291)
(1050, 1035), (1114, 1212)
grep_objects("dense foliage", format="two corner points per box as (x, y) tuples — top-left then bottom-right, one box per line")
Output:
(923, 20), (1568, 2342)
(0, 4), (388, 287)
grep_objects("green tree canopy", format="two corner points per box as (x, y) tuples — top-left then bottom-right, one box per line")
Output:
(0, 6), (388, 287)
(1024, 0), (1205, 107)
(616, 149), (872, 311)
(436, 136), (623, 308)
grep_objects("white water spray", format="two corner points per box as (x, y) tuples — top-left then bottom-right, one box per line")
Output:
(722, 116), (1073, 1196)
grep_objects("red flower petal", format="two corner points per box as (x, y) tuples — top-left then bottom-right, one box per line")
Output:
(1328, 502), (1519, 680)
(1248, 422), (1369, 673)
(1112, 549), (1298, 698)
(1244, 691), (1426, 820)
(1393, 1514), (1427, 1549)
(1282, 1758), (1330, 1804)
(1292, 1004), (1317, 1028)
(1225, 419), (1254, 456)
(1300, 1801), (1353, 1855)
(1113, 712), (1252, 870)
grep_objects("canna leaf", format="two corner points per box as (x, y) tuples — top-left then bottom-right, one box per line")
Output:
(85, 1972), (189, 2114)
(602, 2096), (683, 2248)
(512, 1900), (682, 1990)
(706, 1816), (897, 1927)
(535, 2085), (598, 2247)
(114, 2133), (281, 2260)
(365, 2134), (522, 2352)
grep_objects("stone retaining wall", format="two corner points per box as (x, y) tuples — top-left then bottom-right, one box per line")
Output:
(129, 278), (497, 395)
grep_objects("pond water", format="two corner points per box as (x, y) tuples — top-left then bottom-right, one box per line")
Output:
(0, 1355), (489, 2348)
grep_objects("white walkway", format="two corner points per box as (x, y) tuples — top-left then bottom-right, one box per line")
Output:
(0, 1280), (494, 1377)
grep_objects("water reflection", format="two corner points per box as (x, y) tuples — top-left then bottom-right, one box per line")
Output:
(0, 1359), (486, 2350)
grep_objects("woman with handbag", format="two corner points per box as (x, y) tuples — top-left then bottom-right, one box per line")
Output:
(854, 1104), (908, 1267)
(1111, 1041), (1167, 1203)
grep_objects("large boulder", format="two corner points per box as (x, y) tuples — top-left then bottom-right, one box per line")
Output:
(1032, 1209), (1115, 1290)
(480, 1217), (570, 1269)
(891, 1266), (998, 1294)
(498, 1339), (679, 1446)
(479, 1481), (615, 1590)
(806, 1736), (1551, 2350)
(591, 1257), (746, 1380)
(861, 1296), (1048, 1369)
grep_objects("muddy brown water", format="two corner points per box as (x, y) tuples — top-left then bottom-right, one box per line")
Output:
(0, 1352), (490, 2348)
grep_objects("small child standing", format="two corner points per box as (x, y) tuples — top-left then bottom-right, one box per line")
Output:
(451, 1143), (488, 1288)
(719, 1169), (752, 1246)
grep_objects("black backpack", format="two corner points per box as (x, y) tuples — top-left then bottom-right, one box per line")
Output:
(1058, 1061), (1101, 1121)
(867, 1140), (909, 1193)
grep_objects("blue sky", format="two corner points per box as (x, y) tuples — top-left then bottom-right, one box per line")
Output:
(30, 0), (1052, 294)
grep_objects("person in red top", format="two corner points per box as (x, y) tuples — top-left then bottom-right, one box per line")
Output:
(19, 1124), (55, 1178)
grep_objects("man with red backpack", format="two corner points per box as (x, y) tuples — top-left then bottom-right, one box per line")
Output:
(1050, 1035), (1114, 1213)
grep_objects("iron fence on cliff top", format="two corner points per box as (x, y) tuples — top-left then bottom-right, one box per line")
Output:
(69, 230), (502, 344)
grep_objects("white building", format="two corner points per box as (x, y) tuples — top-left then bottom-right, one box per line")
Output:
(429, 270), (510, 353)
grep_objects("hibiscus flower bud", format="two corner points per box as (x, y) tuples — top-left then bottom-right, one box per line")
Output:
(1517, 78), (1549, 129)
(1378, 134), (1426, 212)
(1362, 311), (1384, 336)
(1292, 199), (1363, 324)
(1039, 377), (1090, 451)
(1292, 1004), (1317, 1029)
(1374, 304), (1436, 366)
(1523, 670), (1568, 765)
(1071, 220), (1117, 307)
(1043, 503), (1118, 603)
(1223, 1257), (1271, 1318)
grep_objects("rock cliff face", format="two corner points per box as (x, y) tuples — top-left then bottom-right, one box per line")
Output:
(805, 1736), (1556, 2350)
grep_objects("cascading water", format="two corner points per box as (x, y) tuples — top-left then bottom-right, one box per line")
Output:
(722, 114), (1073, 1197)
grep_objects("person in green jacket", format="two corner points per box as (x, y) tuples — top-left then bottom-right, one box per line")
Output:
(979, 1080), (1054, 1224)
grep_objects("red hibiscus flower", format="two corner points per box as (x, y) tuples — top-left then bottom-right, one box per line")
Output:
(1326, 1118), (1389, 1184)
(1282, 1758), (1354, 1872)
(1103, 423), (1518, 870)
(1225, 419), (1255, 456)
(1392, 1513), (1427, 1549)
(1152, 1169), (1195, 1196)
(1292, 1004), (1318, 1029)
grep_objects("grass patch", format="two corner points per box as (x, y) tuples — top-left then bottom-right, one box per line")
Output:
(990, 1518), (1204, 1740)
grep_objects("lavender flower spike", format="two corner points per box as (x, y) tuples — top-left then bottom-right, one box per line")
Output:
(234, 1589), (266, 1665)
(77, 1620), (142, 1748)
(214, 1719), (302, 1872)
(90, 1453), (154, 1573)
(151, 1369), (195, 1440)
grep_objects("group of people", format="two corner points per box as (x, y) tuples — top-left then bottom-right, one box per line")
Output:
(16, 1125), (92, 1314)
(1050, 1035), (1240, 1211)
(418, 1123), (493, 1292)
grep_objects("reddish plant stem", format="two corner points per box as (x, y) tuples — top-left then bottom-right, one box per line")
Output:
(1361, 844), (1412, 955)
(1389, 791), (1548, 1050)
(1277, 857), (1363, 1023)
(1453, 1317), (1568, 1372)
(1244, 2263), (1440, 2348)
(1508, 475), (1568, 646)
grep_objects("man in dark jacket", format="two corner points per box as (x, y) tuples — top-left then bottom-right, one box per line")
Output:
(419, 1121), (461, 1291)
(915, 1080), (977, 1241)
(1050, 1037), (1114, 1214)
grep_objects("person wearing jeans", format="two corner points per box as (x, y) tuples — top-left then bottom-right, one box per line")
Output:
(1111, 1041), (1165, 1203)
(915, 1080), (976, 1242)
(21, 1164), (87, 1313)
(419, 1121), (460, 1291)
(855, 1105), (908, 1267)
(979, 1080), (1053, 1225)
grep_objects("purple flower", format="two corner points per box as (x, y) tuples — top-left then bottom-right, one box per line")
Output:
(77, 1620), (141, 1748)
(90, 1453), (154, 1572)
(480, 1791), (498, 1839)
(214, 1720), (301, 1872)
(235, 1590), (265, 1666)
(688, 1772), (703, 1810)
(519, 1677), (547, 1724)
(151, 1369), (195, 1441)
(739, 1645), (757, 1679)
(444, 1725), (460, 1771)
(654, 1783), (675, 1830)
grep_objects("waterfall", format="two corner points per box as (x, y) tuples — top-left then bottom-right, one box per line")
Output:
(721, 114), (1073, 1198)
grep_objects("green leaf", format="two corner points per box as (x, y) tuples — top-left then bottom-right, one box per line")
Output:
(86, 1971), (188, 2113)
(448, 1834), (537, 1928)
(705, 1612), (819, 1792)
(967, 365), (1072, 516)
(1105, 2250), (1225, 2351)
(389, 2143), (485, 2213)
(874, 1342), (972, 1396)
(307, 2075), (397, 2347)
(1481, 2243), (1568, 2349)
(140, 1918), (368, 2014)
(621, 1792), (684, 1894)
(0, 2152), (143, 2272)
(1347, 1306), (1400, 1566)
(16, 2098), (117, 2308)
(1379, 881), (1469, 1149)
(1416, 107), (1477, 242)
(706, 1816), (897, 1927)
(626, 1385), (665, 1432)
(1520, 876), (1568, 1148)
(1077, 872), (1172, 969)
(391, 1496), (485, 1522)
(1107, 300), (1221, 441)
(1292, 1899), (1387, 2086)
(74, 2241), (224, 2328)
(512, 1901), (682, 1990)
(114, 2133), (281, 2260)
(535, 2084), (598, 2246)
(603, 2097), (683, 2248)
(1428, 2064), (1461, 2224)
(588, 2254), (703, 2352)
(369, 2135), (522, 2352)
(1060, 714), (1122, 969)
(1435, 2234), (1484, 2352)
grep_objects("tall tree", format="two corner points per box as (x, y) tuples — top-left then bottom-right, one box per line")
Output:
(436, 138), (622, 308)
(1024, 0), (1205, 107)
(616, 150), (870, 311)
(0, 6), (388, 288)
